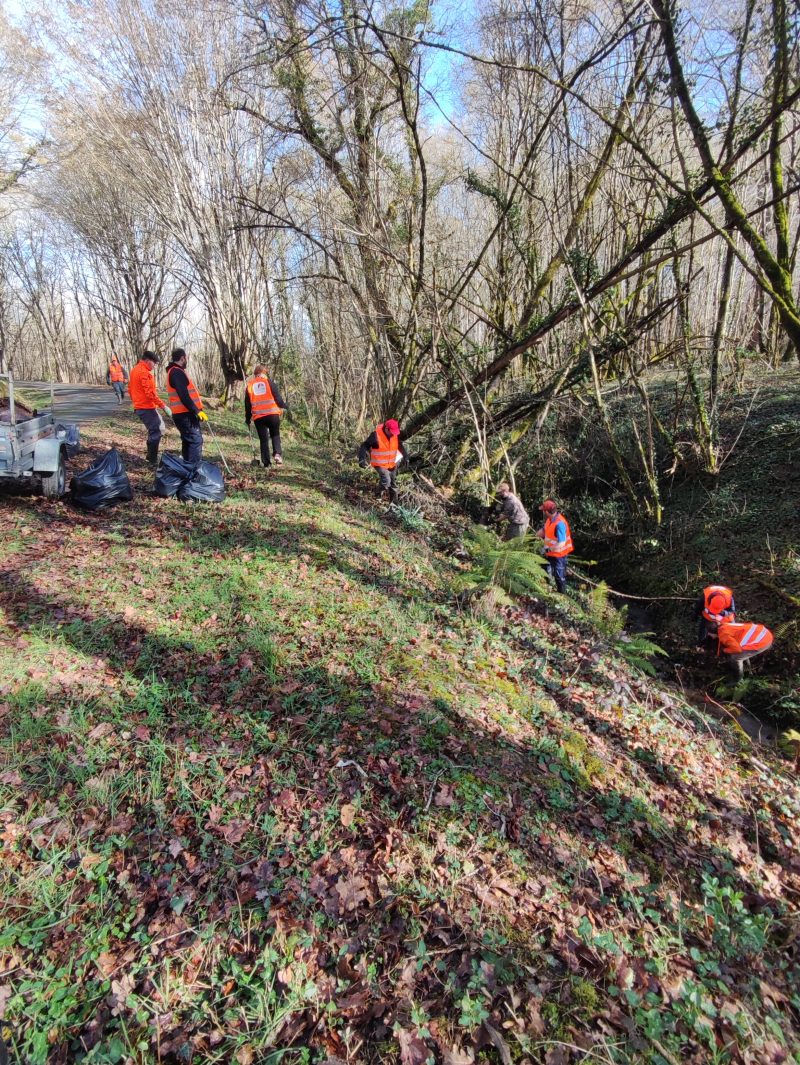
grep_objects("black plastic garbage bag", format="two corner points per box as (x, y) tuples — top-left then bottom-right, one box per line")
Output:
(154, 452), (196, 498)
(56, 423), (81, 458)
(177, 460), (225, 503)
(70, 448), (133, 510)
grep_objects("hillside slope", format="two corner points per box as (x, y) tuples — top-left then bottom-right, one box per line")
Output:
(1, 410), (799, 1064)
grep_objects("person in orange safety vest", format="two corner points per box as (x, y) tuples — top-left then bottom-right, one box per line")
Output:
(106, 355), (128, 403)
(166, 348), (208, 466)
(693, 584), (736, 647)
(129, 350), (167, 465)
(358, 419), (409, 504)
(715, 619), (773, 679)
(536, 499), (574, 593)
(245, 365), (288, 468)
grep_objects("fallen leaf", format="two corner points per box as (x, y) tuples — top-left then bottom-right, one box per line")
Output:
(397, 1027), (430, 1065)
(340, 803), (356, 827)
(336, 874), (368, 913)
(87, 722), (114, 741)
(0, 984), (12, 1019)
(443, 1047), (474, 1065)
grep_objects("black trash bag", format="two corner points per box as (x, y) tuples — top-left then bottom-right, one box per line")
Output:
(177, 460), (225, 503)
(56, 423), (81, 458)
(70, 448), (133, 510)
(154, 452), (196, 498)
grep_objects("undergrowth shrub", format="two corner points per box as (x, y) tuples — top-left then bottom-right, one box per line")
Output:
(587, 581), (667, 676)
(455, 526), (548, 615)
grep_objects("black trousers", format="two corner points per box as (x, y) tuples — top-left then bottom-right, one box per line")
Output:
(254, 415), (282, 465)
(173, 412), (203, 465)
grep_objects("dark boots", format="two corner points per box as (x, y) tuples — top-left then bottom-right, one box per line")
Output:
(146, 441), (159, 465)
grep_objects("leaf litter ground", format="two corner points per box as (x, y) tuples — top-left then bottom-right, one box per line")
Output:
(0, 410), (798, 1064)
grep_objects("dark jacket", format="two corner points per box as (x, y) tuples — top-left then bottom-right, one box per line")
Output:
(358, 427), (409, 466)
(166, 362), (201, 419)
(244, 378), (287, 425)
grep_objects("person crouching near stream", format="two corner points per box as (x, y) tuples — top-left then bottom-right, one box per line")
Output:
(712, 619), (774, 680)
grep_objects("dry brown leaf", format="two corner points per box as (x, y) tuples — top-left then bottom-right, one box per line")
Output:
(340, 803), (356, 828)
(336, 874), (368, 913)
(397, 1027), (430, 1065)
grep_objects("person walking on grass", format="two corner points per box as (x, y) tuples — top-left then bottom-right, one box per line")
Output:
(166, 348), (208, 465)
(359, 419), (408, 504)
(536, 499), (574, 593)
(245, 364), (287, 468)
(106, 354), (128, 403)
(129, 350), (167, 465)
(495, 482), (529, 541)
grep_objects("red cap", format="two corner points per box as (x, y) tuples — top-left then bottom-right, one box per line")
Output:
(384, 419), (400, 436)
(540, 499), (557, 513)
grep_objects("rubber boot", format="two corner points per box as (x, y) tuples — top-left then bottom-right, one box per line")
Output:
(146, 441), (159, 466)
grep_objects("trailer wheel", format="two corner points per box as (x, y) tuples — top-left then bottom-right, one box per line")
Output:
(41, 449), (66, 498)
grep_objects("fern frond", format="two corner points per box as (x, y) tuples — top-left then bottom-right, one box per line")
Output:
(613, 632), (668, 676)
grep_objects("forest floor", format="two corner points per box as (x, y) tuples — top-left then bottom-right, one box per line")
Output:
(1, 409), (799, 1064)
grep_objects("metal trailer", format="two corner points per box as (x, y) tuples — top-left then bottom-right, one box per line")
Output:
(0, 373), (80, 499)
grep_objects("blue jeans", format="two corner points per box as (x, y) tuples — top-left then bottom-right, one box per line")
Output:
(173, 413), (203, 465)
(546, 555), (568, 593)
(111, 381), (125, 401)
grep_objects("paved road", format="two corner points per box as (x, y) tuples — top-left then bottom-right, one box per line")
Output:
(16, 382), (127, 422)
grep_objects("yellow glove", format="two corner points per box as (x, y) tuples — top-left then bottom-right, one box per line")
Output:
(198, 411), (209, 422)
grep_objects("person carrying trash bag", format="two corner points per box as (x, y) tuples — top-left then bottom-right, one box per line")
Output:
(245, 364), (287, 468)
(358, 418), (409, 504)
(129, 350), (167, 465)
(714, 619), (773, 679)
(166, 348), (208, 465)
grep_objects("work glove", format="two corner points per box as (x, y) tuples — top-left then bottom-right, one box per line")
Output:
(359, 460), (368, 469)
(198, 411), (209, 422)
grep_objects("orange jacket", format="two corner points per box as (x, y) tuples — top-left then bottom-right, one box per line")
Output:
(108, 359), (125, 383)
(167, 365), (203, 415)
(370, 425), (399, 469)
(543, 513), (574, 557)
(702, 585), (735, 623)
(717, 621), (773, 656)
(246, 375), (281, 420)
(129, 360), (165, 410)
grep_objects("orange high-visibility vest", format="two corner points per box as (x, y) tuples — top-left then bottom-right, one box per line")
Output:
(702, 585), (735, 623)
(370, 425), (399, 469)
(543, 513), (574, 557)
(129, 360), (164, 410)
(167, 365), (203, 415)
(108, 360), (125, 382)
(717, 621), (773, 656)
(247, 376), (281, 419)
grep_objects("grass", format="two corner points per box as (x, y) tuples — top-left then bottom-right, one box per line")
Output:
(0, 404), (799, 1063)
